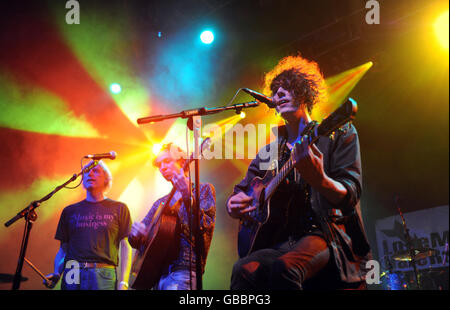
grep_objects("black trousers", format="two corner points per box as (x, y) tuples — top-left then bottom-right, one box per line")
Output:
(230, 234), (330, 290)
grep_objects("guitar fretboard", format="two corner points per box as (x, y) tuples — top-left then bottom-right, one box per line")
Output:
(265, 152), (296, 200)
(264, 132), (321, 201)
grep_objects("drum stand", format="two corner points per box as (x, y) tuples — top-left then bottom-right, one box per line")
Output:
(395, 197), (420, 289)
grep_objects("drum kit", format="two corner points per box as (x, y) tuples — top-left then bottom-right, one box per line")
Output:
(380, 247), (446, 290)
(380, 197), (448, 290)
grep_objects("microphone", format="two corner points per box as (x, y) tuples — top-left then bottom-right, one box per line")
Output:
(84, 151), (117, 160)
(242, 88), (275, 108)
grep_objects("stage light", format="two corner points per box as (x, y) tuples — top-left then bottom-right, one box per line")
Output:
(239, 111), (246, 119)
(110, 83), (122, 94)
(200, 30), (214, 44)
(317, 61), (373, 120)
(434, 10), (449, 50)
(152, 143), (162, 156)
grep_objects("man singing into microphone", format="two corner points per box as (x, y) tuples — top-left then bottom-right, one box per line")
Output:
(227, 55), (372, 289)
(45, 160), (132, 290)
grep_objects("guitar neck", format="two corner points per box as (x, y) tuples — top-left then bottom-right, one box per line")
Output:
(263, 98), (357, 202)
(265, 154), (295, 200)
(264, 133), (318, 200)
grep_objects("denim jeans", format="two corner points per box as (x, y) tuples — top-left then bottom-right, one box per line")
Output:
(231, 234), (330, 290)
(157, 266), (196, 290)
(61, 267), (117, 290)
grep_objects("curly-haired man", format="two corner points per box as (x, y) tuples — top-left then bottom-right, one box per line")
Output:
(227, 55), (371, 289)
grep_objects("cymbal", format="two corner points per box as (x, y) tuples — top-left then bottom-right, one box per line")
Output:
(0, 273), (28, 283)
(392, 248), (437, 261)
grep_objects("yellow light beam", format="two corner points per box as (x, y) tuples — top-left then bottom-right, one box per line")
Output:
(434, 10), (449, 50)
(312, 61), (373, 120)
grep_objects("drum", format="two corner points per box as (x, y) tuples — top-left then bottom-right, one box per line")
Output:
(381, 271), (408, 290)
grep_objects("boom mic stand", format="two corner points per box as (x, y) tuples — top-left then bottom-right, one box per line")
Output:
(4, 160), (99, 290)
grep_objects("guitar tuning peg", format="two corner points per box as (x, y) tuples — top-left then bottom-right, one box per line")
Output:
(270, 160), (279, 175)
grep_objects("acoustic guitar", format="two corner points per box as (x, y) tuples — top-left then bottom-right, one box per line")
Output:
(129, 138), (211, 289)
(237, 98), (358, 258)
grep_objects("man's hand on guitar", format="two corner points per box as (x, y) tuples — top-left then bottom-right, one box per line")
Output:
(130, 222), (147, 239)
(294, 138), (348, 204)
(227, 192), (255, 219)
(172, 168), (190, 198)
(293, 139), (326, 189)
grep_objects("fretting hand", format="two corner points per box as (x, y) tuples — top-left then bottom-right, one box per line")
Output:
(293, 137), (326, 189)
(171, 168), (190, 199)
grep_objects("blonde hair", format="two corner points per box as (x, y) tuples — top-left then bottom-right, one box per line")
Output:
(83, 160), (113, 193)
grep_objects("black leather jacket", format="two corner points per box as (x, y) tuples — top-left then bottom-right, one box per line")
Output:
(228, 123), (372, 283)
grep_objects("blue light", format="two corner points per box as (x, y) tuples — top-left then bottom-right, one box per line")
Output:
(109, 83), (122, 94)
(200, 30), (214, 44)
(149, 28), (215, 110)
(386, 273), (402, 290)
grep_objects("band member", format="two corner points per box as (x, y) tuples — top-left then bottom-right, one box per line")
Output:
(45, 160), (132, 290)
(129, 143), (216, 290)
(227, 55), (372, 289)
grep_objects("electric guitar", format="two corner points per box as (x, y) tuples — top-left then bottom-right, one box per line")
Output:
(237, 98), (358, 258)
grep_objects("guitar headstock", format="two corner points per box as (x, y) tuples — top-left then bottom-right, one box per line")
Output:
(317, 98), (357, 138)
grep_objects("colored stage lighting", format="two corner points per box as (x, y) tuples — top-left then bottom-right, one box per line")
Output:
(110, 83), (122, 94)
(200, 30), (214, 44)
(434, 10), (449, 50)
(152, 143), (162, 156)
(239, 111), (246, 119)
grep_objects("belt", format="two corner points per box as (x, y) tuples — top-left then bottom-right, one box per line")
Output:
(79, 262), (116, 269)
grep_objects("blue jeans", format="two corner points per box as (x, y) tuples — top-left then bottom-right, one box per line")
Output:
(61, 267), (117, 290)
(157, 266), (196, 290)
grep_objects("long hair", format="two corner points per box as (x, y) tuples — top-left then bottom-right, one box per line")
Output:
(263, 54), (328, 113)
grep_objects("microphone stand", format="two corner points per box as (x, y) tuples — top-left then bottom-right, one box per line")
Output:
(395, 196), (420, 289)
(4, 160), (98, 290)
(137, 101), (260, 290)
(190, 115), (202, 290)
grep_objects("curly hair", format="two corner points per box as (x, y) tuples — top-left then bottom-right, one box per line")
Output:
(263, 55), (328, 113)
